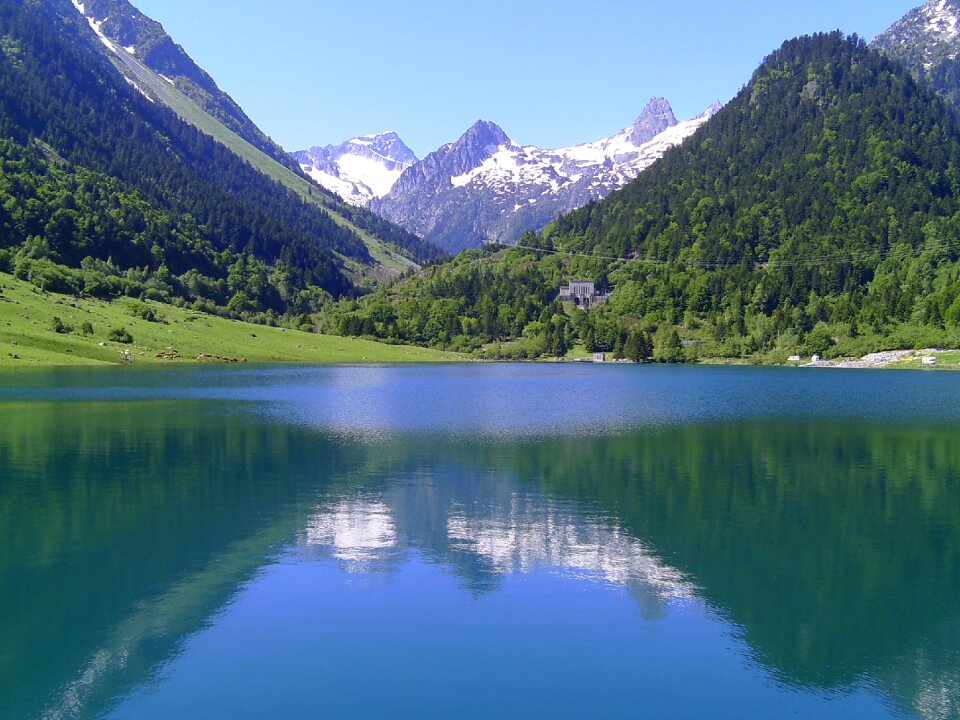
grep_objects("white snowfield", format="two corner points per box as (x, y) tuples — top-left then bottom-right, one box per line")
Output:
(879, 0), (960, 70)
(298, 134), (417, 207)
(303, 151), (410, 203)
(448, 112), (714, 199)
(71, 0), (116, 51)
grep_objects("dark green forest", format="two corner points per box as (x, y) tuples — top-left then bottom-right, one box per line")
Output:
(329, 33), (960, 360)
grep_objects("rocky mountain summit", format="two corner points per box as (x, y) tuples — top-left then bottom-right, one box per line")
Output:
(369, 99), (721, 253)
(294, 133), (418, 207)
(874, 0), (960, 112)
(627, 97), (678, 145)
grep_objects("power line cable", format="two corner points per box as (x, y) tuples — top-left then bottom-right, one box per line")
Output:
(511, 236), (960, 270)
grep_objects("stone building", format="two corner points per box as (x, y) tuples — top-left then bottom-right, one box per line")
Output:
(558, 281), (610, 309)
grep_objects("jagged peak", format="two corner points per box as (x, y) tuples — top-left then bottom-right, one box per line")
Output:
(629, 98), (678, 146)
(700, 101), (723, 119)
(458, 120), (511, 149)
(638, 97), (676, 121)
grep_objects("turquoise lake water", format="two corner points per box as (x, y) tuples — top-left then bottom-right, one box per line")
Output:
(1, 364), (958, 719)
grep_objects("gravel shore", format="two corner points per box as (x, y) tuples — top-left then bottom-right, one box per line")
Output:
(805, 349), (946, 368)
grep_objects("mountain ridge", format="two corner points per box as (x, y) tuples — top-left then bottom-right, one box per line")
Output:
(0, 0), (454, 325)
(0, 0), (368, 302)
(58, 0), (446, 276)
(362, 99), (720, 253)
(69, 0), (301, 174)
(297, 99), (719, 254)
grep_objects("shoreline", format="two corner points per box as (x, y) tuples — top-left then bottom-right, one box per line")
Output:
(792, 348), (957, 370)
(3, 350), (957, 371)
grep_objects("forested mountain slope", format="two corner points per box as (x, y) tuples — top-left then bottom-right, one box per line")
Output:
(329, 33), (960, 360)
(0, 0), (438, 318)
(72, 0), (302, 175)
(61, 0), (443, 273)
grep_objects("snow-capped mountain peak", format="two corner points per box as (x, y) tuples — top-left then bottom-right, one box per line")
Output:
(370, 98), (722, 253)
(340, 132), (418, 167)
(294, 132), (419, 206)
(873, 0), (960, 121)
(439, 120), (513, 177)
(458, 119), (512, 152)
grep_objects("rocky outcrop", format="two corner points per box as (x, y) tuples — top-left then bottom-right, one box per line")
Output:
(873, 0), (960, 113)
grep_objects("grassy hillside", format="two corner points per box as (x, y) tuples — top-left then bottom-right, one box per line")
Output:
(0, 273), (461, 367)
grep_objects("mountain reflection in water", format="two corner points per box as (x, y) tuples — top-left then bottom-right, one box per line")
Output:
(0, 365), (957, 720)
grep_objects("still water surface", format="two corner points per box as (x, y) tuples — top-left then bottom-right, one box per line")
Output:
(1, 364), (958, 719)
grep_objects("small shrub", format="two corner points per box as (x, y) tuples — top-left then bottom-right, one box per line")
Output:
(129, 303), (163, 323)
(108, 327), (134, 344)
(51, 316), (72, 334)
(80, 321), (94, 336)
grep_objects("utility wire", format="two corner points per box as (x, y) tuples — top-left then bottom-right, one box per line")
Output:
(511, 236), (960, 270)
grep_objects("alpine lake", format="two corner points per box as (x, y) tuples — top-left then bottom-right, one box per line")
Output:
(1, 363), (958, 720)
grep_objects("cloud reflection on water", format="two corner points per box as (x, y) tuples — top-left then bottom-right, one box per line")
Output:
(298, 487), (696, 621)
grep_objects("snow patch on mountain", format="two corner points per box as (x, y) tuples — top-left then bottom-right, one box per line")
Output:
(71, 0), (116, 51)
(448, 106), (715, 200)
(294, 133), (418, 206)
(123, 75), (154, 102)
(875, 0), (960, 70)
(925, 0), (960, 39)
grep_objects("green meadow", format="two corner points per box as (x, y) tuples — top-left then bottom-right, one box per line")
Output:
(0, 272), (461, 367)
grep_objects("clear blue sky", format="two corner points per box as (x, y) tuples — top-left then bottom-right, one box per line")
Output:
(133, 0), (918, 157)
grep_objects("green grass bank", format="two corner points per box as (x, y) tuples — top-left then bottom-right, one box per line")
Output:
(0, 273), (461, 367)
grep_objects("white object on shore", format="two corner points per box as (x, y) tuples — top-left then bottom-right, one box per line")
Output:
(922, 356), (938, 366)
(788, 355), (802, 363)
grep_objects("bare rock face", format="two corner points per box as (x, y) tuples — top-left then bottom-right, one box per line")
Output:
(629, 97), (678, 145)
(873, 0), (960, 113)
